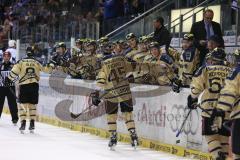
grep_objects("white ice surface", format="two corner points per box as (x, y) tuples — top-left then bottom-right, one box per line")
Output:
(0, 114), (194, 160)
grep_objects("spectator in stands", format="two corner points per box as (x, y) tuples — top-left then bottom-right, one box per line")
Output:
(190, 9), (224, 66)
(153, 17), (171, 49)
(100, 0), (118, 19)
(5, 40), (17, 63)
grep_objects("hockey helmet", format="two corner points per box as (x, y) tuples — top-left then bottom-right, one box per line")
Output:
(26, 46), (35, 56)
(56, 42), (66, 49)
(75, 39), (85, 44)
(183, 33), (194, 41)
(126, 33), (136, 40)
(98, 36), (109, 44)
(139, 36), (149, 44)
(206, 48), (226, 62)
(149, 41), (160, 49)
(8, 40), (16, 47)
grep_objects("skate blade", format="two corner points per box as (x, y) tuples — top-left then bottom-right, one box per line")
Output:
(20, 130), (25, 134)
(132, 140), (138, 150)
(109, 144), (116, 151)
(29, 130), (34, 134)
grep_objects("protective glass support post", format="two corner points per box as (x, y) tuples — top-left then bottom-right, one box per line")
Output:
(70, 37), (75, 55)
(16, 39), (20, 61)
(96, 22), (100, 39)
(236, 10), (239, 46)
(179, 15), (183, 48)
(79, 22), (82, 38)
(86, 23), (90, 38)
(192, 12), (196, 24)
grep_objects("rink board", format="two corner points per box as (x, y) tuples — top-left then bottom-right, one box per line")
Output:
(4, 74), (213, 160)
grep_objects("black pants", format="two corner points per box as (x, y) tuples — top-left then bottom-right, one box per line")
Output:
(105, 99), (133, 114)
(0, 86), (18, 122)
(19, 83), (39, 104)
(232, 118), (240, 155)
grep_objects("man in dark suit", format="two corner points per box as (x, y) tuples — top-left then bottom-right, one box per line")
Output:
(153, 17), (172, 49)
(190, 9), (224, 66)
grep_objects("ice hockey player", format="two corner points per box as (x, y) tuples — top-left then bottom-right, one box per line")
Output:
(144, 41), (176, 86)
(75, 40), (101, 80)
(214, 49), (240, 160)
(0, 51), (18, 125)
(72, 39), (84, 57)
(132, 36), (151, 84)
(94, 45), (139, 150)
(124, 33), (139, 60)
(97, 36), (110, 55)
(6, 46), (54, 133)
(187, 48), (232, 160)
(51, 42), (71, 67)
(112, 40), (124, 56)
(178, 33), (200, 87)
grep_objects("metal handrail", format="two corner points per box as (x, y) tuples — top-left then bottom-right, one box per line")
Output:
(170, 0), (217, 29)
(105, 0), (174, 37)
(169, 0), (211, 25)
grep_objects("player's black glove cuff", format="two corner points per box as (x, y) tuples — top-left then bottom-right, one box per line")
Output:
(211, 108), (225, 120)
(91, 91), (101, 106)
(171, 77), (182, 93)
(187, 95), (198, 109)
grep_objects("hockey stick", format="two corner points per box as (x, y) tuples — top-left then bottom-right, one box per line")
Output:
(176, 108), (192, 138)
(70, 75), (134, 120)
(70, 91), (108, 119)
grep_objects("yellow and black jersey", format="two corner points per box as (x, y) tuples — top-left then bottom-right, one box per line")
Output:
(143, 54), (175, 85)
(96, 55), (134, 103)
(75, 54), (101, 80)
(125, 48), (139, 60)
(8, 57), (53, 85)
(179, 47), (200, 86)
(167, 47), (180, 65)
(217, 66), (240, 119)
(132, 51), (150, 83)
(191, 64), (232, 117)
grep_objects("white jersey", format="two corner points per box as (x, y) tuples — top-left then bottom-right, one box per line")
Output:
(6, 48), (17, 63)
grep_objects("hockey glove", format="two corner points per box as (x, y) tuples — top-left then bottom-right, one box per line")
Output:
(187, 95), (198, 110)
(211, 108), (225, 132)
(171, 77), (182, 93)
(91, 91), (101, 106)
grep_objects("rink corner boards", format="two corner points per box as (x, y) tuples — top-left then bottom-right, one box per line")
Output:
(3, 107), (213, 160)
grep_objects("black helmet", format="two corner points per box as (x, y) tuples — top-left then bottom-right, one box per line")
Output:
(56, 42), (66, 49)
(149, 41), (160, 49)
(206, 48), (226, 62)
(183, 33), (194, 41)
(86, 40), (97, 47)
(26, 46), (34, 56)
(126, 33), (136, 40)
(98, 36), (109, 44)
(75, 39), (84, 44)
(139, 36), (149, 43)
